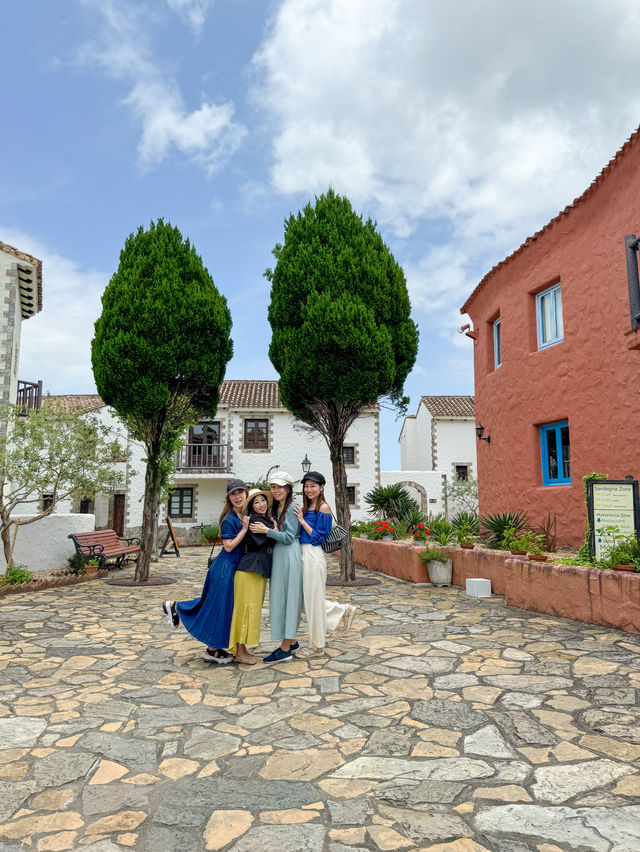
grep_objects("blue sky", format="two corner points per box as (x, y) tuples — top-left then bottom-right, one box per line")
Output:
(4, 0), (640, 468)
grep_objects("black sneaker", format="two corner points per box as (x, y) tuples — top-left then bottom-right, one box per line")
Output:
(203, 648), (234, 665)
(290, 641), (299, 653)
(263, 647), (293, 663)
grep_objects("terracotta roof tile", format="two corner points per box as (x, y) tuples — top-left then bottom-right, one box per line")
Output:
(43, 394), (106, 414)
(461, 124), (640, 313)
(421, 395), (475, 417)
(45, 381), (286, 414)
(0, 240), (43, 316)
(220, 380), (283, 409)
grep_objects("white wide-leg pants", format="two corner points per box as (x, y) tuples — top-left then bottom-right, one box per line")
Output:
(301, 543), (348, 648)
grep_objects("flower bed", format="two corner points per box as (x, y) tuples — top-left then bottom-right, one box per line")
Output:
(0, 568), (110, 597)
(353, 538), (640, 635)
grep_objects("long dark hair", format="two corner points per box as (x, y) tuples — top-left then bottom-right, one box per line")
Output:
(303, 483), (330, 513)
(275, 484), (293, 525)
(219, 490), (247, 527)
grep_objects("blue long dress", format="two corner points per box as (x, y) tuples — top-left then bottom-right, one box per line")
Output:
(176, 511), (242, 649)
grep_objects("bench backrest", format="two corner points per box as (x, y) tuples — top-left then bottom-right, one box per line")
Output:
(72, 530), (121, 546)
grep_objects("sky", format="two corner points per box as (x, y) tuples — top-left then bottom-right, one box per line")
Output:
(3, 0), (640, 469)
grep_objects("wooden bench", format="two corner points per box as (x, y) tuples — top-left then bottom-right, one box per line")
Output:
(68, 530), (140, 570)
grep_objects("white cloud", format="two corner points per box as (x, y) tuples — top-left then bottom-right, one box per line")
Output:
(3, 228), (104, 394)
(77, 0), (245, 173)
(252, 0), (640, 335)
(165, 0), (213, 33)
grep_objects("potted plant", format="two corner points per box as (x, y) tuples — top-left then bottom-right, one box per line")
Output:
(200, 523), (220, 545)
(456, 521), (475, 549)
(370, 520), (395, 542)
(352, 520), (372, 539)
(419, 545), (452, 587)
(410, 523), (430, 545)
(528, 533), (548, 562)
(502, 526), (531, 555)
(603, 531), (640, 571)
(83, 557), (100, 576)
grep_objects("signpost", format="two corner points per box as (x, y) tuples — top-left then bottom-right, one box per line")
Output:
(160, 516), (181, 558)
(586, 479), (640, 560)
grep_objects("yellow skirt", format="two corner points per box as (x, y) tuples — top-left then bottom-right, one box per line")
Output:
(227, 571), (267, 649)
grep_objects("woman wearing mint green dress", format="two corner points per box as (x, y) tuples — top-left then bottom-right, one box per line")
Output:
(250, 470), (303, 663)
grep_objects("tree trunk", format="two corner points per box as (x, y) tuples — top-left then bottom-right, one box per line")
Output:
(1, 518), (13, 567)
(329, 441), (355, 583)
(136, 454), (163, 584)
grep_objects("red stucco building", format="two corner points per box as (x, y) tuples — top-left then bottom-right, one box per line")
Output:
(461, 128), (640, 547)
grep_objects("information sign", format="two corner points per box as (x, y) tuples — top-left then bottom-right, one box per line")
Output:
(587, 479), (640, 560)
(160, 516), (181, 558)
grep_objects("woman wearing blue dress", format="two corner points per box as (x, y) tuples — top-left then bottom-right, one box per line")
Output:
(250, 470), (303, 663)
(162, 478), (249, 664)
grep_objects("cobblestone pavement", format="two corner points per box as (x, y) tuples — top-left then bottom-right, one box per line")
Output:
(1, 548), (640, 851)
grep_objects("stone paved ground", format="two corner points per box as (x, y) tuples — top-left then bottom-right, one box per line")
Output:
(1, 548), (640, 852)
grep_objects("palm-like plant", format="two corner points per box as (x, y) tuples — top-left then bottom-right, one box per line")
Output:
(364, 484), (418, 523)
(479, 511), (528, 549)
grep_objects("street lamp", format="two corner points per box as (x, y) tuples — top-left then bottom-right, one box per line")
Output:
(301, 454), (311, 474)
(475, 424), (491, 444)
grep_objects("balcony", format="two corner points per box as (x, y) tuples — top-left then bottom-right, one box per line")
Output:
(175, 443), (231, 473)
(17, 380), (42, 415)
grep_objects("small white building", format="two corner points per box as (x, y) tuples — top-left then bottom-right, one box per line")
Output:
(383, 395), (477, 517)
(47, 380), (380, 542)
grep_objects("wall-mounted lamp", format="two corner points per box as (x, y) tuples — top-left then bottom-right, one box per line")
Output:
(475, 424), (491, 444)
(301, 454), (311, 474)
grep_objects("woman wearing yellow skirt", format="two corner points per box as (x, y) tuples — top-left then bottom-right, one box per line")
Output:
(227, 489), (274, 664)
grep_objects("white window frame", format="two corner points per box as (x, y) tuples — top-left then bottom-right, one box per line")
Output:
(536, 283), (564, 349)
(493, 318), (501, 368)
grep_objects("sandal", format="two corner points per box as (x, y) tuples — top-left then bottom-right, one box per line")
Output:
(203, 648), (234, 665)
(295, 646), (324, 658)
(234, 653), (258, 665)
(162, 600), (180, 628)
(342, 604), (357, 632)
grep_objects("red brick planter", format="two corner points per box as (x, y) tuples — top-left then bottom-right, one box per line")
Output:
(352, 539), (640, 635)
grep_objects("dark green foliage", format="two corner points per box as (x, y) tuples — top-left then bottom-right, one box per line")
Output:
(451, 512), (480, 535)
(533, 512), (557, 552)
(480, 510), (528, 549)
(404, 504), (428, 531)
(92, 220), (232, 426)
(364, 484), (419, 524)
(200, 524), (220, 542)
(3, 565), (31, 585)
(427, 517), (454, 545)
(267, 190), (418, 423)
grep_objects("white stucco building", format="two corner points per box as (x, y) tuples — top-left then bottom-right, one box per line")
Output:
(46, 380), (380, 543)
(383, 395), (477, 518)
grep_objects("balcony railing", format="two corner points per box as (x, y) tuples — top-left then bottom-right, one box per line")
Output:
(17, 380), (43, 415)
(175, 443), (231, 473)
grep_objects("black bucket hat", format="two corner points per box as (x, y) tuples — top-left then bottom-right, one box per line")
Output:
(227, 478), (247, 494)
(301, 470), (326, 486)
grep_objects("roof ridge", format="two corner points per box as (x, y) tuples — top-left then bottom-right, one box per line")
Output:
(461, 124), (640, 313)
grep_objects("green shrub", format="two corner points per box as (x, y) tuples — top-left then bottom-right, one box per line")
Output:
(451, 512), (479, 535)
(418, 545), (449, 564)
(480, 511), (528, 549)
(200, 524), (220, 542)
(427, 517), (454, 545)
(4, 565), (31, 585)
(403, 505), (427, 531)
(364, 484), (418, 523)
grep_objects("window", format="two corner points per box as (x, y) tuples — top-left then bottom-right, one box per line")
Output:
(455, 465), (469, 481)
(168, 487), (193, 517)
(79, 498), (94, 514)
(493, 318), (501, 368)
(244, 418), (268, 449)
(540, 421), (571, 486)
(42, 493), (54, 512)
(536, 283), (564, 349)
(342, 446), (355, 465)
(347, 486), (356, 506)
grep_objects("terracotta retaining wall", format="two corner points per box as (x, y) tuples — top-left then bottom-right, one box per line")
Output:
(352, 539), (640, 635)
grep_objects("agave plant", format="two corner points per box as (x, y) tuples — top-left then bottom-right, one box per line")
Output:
(479, 510), (528, 549)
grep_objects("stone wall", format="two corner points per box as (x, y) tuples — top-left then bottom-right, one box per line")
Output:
(352, 538), (640, 635)
(0, 513), (95, 574)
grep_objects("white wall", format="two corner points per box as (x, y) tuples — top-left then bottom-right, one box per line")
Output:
(380, 470), (445, 516)
(433, 419), (477, 481)
(0, 513), (95, 574)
